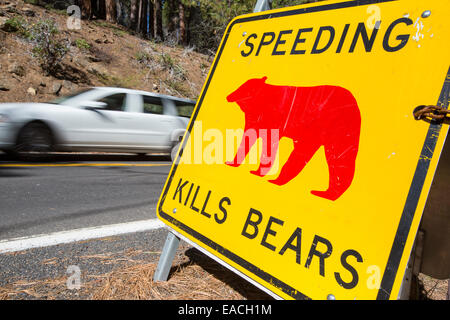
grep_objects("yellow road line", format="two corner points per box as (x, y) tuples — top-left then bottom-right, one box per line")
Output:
(0, 163), (171, 167)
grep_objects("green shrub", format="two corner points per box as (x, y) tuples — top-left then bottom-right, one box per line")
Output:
(75, 38), (91, 50)
(160, 53), (186, 81)
(160, 53), (175, 69)
(3, 17), (29, 37)
(135, 51), (152, 64)
(29, 19), (70, 75)
(165, 78), (189, 97)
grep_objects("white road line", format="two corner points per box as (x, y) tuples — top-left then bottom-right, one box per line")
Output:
(0, 218), (165, 254)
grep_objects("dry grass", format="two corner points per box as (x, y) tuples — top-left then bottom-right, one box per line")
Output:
(1, 251), (448, 300)
(0, 276), (68, 300)
(0, 247), (271, 300)
(88, 248), (270, 300)
(0, 244), (446, 300)
(90, 262), (241, 300)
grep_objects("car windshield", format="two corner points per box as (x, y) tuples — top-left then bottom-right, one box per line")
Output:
(175, 102), (195, 118)
(48, 88), (93, 104)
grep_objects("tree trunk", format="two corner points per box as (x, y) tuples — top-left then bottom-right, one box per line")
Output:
(185, 4), (192, 46)
(105, 0), (116, 23)
(98, 0), (106, 19)
(165, 0), (177, 35)
(178, 1), (186, 45)
(80, 0), (92, 19)
(153, 0), (163, 41)
(130, 0), (138, 30)
(139, 0), (148, 37)
(148, 0), (154, 39)
(137, 0), (143, 33)
(91, 0), (104, 19)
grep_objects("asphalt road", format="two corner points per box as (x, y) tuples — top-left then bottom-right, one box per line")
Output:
(0, 153), (172, 241)
(0, 153), (271, 300)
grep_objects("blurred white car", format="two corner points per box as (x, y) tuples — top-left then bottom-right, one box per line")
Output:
(0, 87), (195, 159)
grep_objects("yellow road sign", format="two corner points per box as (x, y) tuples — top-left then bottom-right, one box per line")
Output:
(157, 0), (450, 300)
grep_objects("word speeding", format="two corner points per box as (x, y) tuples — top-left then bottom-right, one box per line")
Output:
(240, 17), (413, 57)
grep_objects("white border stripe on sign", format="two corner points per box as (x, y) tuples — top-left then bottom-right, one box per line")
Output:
(0, 218), (164, 254)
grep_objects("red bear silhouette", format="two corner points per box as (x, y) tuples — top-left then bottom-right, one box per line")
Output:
(226, 76), (361, 201)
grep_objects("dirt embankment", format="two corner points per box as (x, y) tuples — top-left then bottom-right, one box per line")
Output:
(0, 0), (212, 103)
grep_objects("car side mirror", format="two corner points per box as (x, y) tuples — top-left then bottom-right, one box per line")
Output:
(82, 101), (107, 110)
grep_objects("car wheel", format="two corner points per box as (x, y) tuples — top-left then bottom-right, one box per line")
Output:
(15, 122), (53, 160)
(171, 141), (181, 162)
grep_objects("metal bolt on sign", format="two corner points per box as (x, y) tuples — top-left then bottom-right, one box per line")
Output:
(421, 10), (431, 18)
(153, 0), (273, 283)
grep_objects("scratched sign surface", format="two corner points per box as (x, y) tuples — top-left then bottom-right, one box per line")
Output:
(157, 0), (450, 300)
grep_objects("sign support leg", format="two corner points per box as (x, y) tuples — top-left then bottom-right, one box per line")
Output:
(253, 0), (272, 13)
(153, 231), (180, 281)
(398, 253), (414, 299)
(398, 231), (424, 300)
(153, 0), (273, 284)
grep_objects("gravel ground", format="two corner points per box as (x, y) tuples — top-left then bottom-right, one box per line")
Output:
(0, 228), (169, 299)
(418, 274), (449, 300)
(0, 229), (447, 300)
(0, 228), (272, 300)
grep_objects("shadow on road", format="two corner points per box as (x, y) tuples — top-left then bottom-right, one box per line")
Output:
(0, 152), (171, 163)
(0, 199), (157, 237)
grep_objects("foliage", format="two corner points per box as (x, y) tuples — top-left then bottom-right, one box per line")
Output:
(75, 38), (91, 50)
(159, 52), (186, 81)
(185, 0), (254, 54)
(3, 17), (30, 37)
(167, 0), (319, 54)
(28, 19), (70, 75)
(135, 51), (152, 65)
(31, 0), (323, 56)
(272, 0), (315, 9)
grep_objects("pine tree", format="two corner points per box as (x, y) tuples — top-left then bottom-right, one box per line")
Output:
(153, 0), (164, 41)
(178, 1), (186, 45)
(80, 0), (92, 19)
(137, 0), (143, 33)
(140, 0), (148, 37)
(163, 0), (178, 36)
(130, 0), (138, 30)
